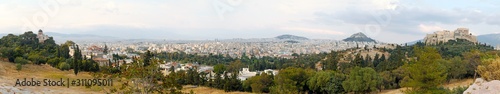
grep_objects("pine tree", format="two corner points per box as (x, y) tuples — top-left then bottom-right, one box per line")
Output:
(379, 54), (386, 62)
(143, 50), (152, 66)
(373, 53), (380, 67)
(73, 44), (81, 75)
(402, 47), (446, 91)
(365, 54), (372, 67)
(103, 44), (109, 54)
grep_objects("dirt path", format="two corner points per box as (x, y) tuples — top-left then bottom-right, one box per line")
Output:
(379, 79), (474, 94)
(181, 85), (251, 94)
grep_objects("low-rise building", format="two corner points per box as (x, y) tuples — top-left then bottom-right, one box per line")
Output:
(238, 68), (278, 81)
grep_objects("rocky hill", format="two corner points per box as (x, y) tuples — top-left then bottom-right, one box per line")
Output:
(275, 34), (309, 40)
(407, 33), (500, 46)
(342, 32), (376, 43)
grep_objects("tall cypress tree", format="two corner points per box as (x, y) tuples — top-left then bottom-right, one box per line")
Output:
(143, 50), (152, 66)
(103, 44), (109, 54)
(73, 44), (81, 75)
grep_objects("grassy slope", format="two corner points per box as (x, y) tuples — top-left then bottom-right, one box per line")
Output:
(0, 60), (103, 93)
(181, 85), (252, 94)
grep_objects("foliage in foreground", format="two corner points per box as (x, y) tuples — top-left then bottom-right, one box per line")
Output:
(477, 58), (500, 81)
(402, 47), (447, 91)
(342, 67), (382, 94)
(94, 57), (183, 94)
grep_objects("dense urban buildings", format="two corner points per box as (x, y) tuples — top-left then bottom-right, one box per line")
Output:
(77, 39), (381, 61)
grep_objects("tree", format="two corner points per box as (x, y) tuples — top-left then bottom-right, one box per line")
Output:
(477, 58), (500, 81)
(445, 57), (467, 80)
(73, 44), (82, 75)
(342, 67), (382, 94)
(28, 54), (45, 65)
(270, 67), (313, 94)
(223, 73), (242, 92)
(243, 73), (273, 93)
(227, 59), (244, 74)
(402, 47), (447, 91)
(323, 51), (341, 70)
(143, 50), (152, 66)
(14, 57), (28, 65)
(308, 71), (346, 94)
(57, 62), (70, 70)
(463, 50), (482, 79)
(373, 53), (381, 67)
(94, 57), (183, 93)
(103, 44), (109, 54)
(292, 53), (299, 58)
(213, 64), (226, 75)
(352, 53), (364, 67)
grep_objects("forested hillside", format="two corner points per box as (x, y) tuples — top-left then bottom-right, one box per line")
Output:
(0, 31), (99, 74)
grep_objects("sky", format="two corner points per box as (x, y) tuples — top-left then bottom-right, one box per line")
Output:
(0, 0), (499, 43)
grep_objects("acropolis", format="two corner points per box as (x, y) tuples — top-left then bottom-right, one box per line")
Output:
(424, 28), (478, 45)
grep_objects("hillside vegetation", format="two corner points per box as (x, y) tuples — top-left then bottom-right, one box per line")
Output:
(1, 31), (499, 94)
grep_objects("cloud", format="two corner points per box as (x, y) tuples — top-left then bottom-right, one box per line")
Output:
(418, 24), (443, 33)
(314, 3), (494, 34)
(1, 0), (500, 44)
(280, 27), (345, 35)
(485, 14), (500, 26)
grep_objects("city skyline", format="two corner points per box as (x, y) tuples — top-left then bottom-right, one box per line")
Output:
(1, 0), (500, 43)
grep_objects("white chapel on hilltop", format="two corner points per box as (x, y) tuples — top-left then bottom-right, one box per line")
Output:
(37, 29), (49, 43)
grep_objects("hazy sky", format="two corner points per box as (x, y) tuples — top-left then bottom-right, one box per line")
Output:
(1, 0), (499, 43)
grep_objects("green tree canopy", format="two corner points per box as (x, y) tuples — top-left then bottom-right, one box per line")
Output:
(402, 46), (447, 91)
(270, 67), (313, 94)
(308, 70), (346, 94)
(342, 67), (382, 94)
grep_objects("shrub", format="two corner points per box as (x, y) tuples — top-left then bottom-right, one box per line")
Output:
(407, 86), (468, 94)
(14, 57), (28, 65)
(405, 87), (449, 94)
(449, 86), (468, 94)
(477, 58), (500, 81)
(58, 62), (71, 71)
(16, 63), (22, 71)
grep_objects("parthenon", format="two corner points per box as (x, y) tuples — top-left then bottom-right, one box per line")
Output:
(424, 28), (478, 45)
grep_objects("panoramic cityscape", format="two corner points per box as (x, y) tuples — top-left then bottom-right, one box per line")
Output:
(1, 0), (500, 94)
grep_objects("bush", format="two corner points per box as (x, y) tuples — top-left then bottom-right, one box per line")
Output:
(58, 62), (71, 71)
(449, 86), (468, 94)
(14, 57), (28, 65)
(405, 87), (449, 94)
(16, 63), (22, 71)
(406, 86), (468, 94)
(47, 58), (61, 67)
(342, 67), (383, 94)
(477, 58), (500, 81)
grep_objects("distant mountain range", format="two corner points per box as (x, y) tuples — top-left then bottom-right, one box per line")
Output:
(477, 33), (500, 46)
(44, 32), (121, 43)
(275, 34), (309, 40)
(342, 32), (377, 43)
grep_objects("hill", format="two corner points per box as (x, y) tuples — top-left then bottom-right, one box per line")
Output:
(407, 33), (500, 47)
(275, 34), (309, 40)
(342, 32), (376, 43)
(44, 32), (120, 43)
(0, 61), (101, 93)
(477, 33), (500, 47)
